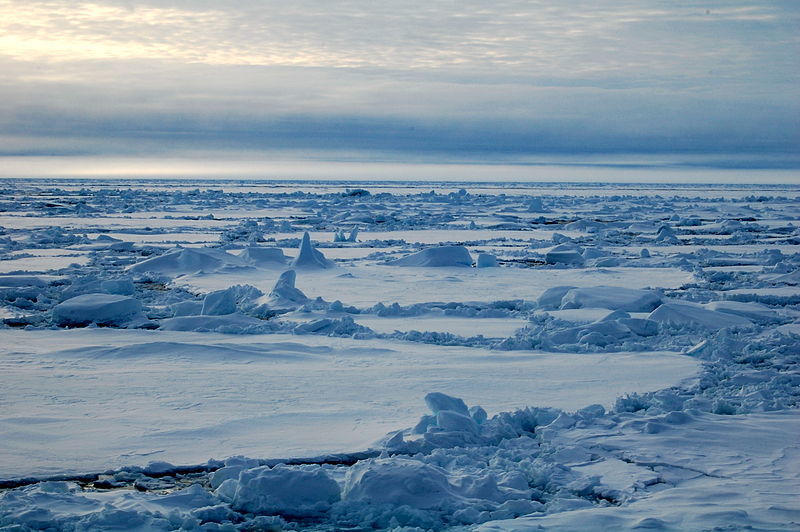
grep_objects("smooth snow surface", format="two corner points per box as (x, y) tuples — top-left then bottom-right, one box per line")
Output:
(0, 328), (697, 479)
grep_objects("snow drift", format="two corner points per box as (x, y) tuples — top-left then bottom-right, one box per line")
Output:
(391, 246), (473, 267)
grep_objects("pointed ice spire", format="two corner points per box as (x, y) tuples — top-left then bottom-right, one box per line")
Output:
(269, 269), (308, 305)
(291, 232), (333, 269)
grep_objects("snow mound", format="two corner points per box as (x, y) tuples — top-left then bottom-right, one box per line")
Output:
(292, 232), (334, 269)
(128, 247), (246, 276)
(648, 301), (753, 330)
(545, 243), (585, 265)
(52, 293), (143, 327)
(238, 246), (287, 267)
(219, 464), (340, 516)
(392, 246), (473, 267)
(537, 286), (577, 310)
(560, 286), (662, 312)
(655, 225), (682, 244)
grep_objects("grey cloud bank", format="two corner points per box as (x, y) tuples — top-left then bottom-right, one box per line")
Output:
(1, 0), (798, 177)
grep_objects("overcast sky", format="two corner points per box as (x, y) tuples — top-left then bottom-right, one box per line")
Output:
(1, 1), (798, 178)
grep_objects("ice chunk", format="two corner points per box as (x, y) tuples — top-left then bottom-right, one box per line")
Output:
(527, 197), (545, 212)
(201, 288), (238, 316)
(545, 243), (585, 265)
(436, 410), (479, 434)
(425, 392), (470, 415)
(171, 300), (203, 317)
(537, 286), (577, 309)
(291, 232), (334, 269)
(655, 224), (682, 244)
(268, 269), (308, 306)
(227, 464), (340, 516)
(392, 246), (473, 267)
(238, 246), (287, 267)
(200, 285), (263, 315)
(648, 301), (753, 330)
(343, 458), (457, 510)
(477, 253), (498, 268)
(560, 286), (662, 312)
(52, 293), (143, 327)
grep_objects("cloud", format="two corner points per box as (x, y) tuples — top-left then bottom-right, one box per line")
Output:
(0, 0), (797, 169)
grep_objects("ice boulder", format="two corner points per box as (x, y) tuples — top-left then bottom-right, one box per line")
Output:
(224, 464), (340, 516)
(476, 253), (498, 268)
(291, 232), (334, 269)
(343, 458), (458, 510)
(201, 285), (263, 315)
(527, 197), (546, 212)
(53, 293), (143, 327)
(560, 286), (662, 312)
(425, 392), (470, 416)
(128, 246), (246, 276)
(648, 301), (753, 330)
(238, 246), (287, 267)
(391, 246), (473, 267)
(268, 270), (308, 306)
(545, 243), (585, 266)
(655, 225), (682, 244)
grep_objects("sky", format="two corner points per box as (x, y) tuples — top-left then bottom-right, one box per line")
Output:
(1, 0), (798, 180)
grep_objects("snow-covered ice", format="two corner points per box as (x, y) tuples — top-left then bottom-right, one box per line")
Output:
(0, 179), (798, 531)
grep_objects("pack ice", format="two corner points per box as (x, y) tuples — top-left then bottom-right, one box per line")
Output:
(0, 180), (798, 531)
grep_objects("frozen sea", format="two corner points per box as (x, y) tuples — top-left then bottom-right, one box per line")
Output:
(0, 178), (798, 531)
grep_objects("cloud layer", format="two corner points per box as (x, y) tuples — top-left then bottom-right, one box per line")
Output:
(1, 0), (798, 172)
